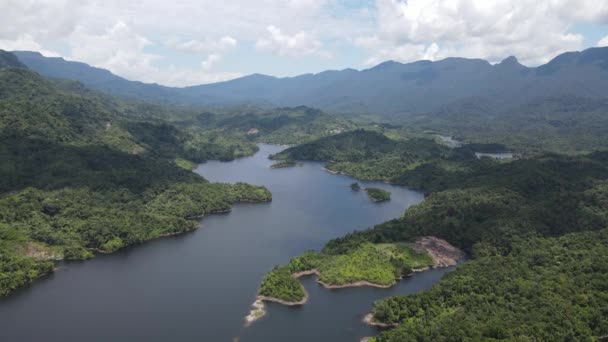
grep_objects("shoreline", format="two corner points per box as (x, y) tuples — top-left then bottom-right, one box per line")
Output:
(362, 313), (398, 328)
(321, 167), (409, 188)
(295, 269), (395, 289)
(245, 237), (463, 326)
(87, 199), (270, 255)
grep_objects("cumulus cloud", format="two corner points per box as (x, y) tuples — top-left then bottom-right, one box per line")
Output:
(0, 0), (85, 40)
(201, 54), (222, 71)
(167, 36), (237, 54)
(598, 36), (608, 47)
(67, 22), (159, 82)
(0, 34), (60, 57)
(358, 0), (603, 66)
(66, 22), (239, 86)
(0, 0), (606, 85)
(256, 25), (331, 58)
(152, 66), (242, 87)
(0, 0), (357, 85)
(287, 0), (328, 12)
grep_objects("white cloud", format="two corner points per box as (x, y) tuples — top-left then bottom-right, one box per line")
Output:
(598, 35), (608, 47)
(201, 54), (222, 71)
(0, 0), (606, 85)
(256, 25), (331, 58)
(0, 34), (60, 57)
(0, 0), (85, 40)
(65, 22), (239, 86)
(287, 0), (328, 12)
(167, 36), (237, 54)
(67, 22), (159, 82)
(358, 0), (602, 66)
(152, 66), (242, 87)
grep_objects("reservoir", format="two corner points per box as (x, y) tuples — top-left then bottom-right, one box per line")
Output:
(0, 144), (452, 341)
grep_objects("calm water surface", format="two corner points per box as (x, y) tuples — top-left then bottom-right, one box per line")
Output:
(0, 144), (452, 342)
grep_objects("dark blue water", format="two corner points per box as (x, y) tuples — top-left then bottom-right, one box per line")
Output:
(0, 144), (451, 341)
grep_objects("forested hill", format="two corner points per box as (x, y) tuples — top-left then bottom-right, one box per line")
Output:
(0, 56), (271, 297)
(14, 47), (608, 117)
(182, 106), (357, 146)
(0, 50), (25, 69)
(272, 129), (477, 186)
(271, 130), (608, 340)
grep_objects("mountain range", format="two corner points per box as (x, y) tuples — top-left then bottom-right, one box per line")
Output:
(12, 47), (608, 117)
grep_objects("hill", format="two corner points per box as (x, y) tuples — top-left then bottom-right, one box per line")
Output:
(0, 55), (271, 296)
(0, 50), (25, 69)
(263, 131), (608, 340)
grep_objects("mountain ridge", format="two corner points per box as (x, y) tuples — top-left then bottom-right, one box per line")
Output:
(13, 47), (608, 116)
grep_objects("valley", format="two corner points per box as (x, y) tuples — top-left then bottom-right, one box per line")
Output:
(1, 43), (608, 342)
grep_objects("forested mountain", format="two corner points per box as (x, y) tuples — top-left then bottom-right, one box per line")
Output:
(13, 51), (199, 105)
(0, 54), (272, 296)
(14, 47), (608, 117)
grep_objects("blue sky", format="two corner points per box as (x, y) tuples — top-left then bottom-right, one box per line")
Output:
(1, 0), (607, 86)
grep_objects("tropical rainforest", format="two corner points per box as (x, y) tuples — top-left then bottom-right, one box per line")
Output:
(0, 61), (273, 296)
(3, 47), (608, 341)
(259, 243), (433, 303)
(266, 128), (608, 340)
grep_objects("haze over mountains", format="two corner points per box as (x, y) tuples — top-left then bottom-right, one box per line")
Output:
(13, 47), (608, 117)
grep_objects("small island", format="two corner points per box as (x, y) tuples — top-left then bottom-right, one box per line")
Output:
(365, 188), (391, 202)
(350, 182), (361, 191)
(270, 159), (298, 169)
(246, 237), (463, 326)
(250, 242), (436, 312)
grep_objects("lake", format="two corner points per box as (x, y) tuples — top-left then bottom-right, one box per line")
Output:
(0, 144), (452, 342)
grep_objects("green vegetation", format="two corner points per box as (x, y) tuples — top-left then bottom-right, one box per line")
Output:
(259, 266), (307, 303)
(372, 230), (608, 341)
(0, 63), (271, 296)
(258, 243), (432, 302)
(273, 129), (477, 188)
(350, 182), (361, 191)
(270, 159), (297, 169)
(365, 188), (391, 202)
(404, 96), (608, 154)
(175, 158), (197, 170)
(0, 50), (26, 69)
(181, 106), (358, 146)
(267, 129), (608, 339)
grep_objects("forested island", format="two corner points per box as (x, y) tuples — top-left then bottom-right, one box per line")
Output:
(365, 188), (391, 202)
(270, 159), (297, 169)
(258, 243), (433, 302)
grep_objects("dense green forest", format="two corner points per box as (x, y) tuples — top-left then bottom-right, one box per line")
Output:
(369, 229), (608, 341)
(365, 188), (391, 202)
(178, 105), (357, 146)
(272, 129), (479, 189)
(0, 64), (272, 296)
(266, 129), (608, 339)
(399, 96), (608, 155)
(270, 160), (297, 168)
(259, 244), (432, 302)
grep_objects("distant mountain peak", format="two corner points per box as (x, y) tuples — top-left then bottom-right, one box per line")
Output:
(369, 60), (402, 71)
(500, 56), (519, 65)
(496, 56), (527, 70)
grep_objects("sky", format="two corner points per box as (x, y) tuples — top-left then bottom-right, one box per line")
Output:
(1, 0), (607, 87)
